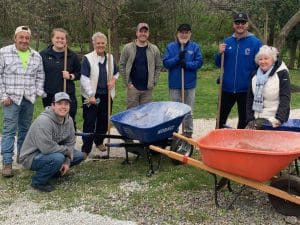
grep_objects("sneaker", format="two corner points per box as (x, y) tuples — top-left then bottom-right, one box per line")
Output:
(31, 183), (55, 192)
(2, 164), (13, 177)
(96, 144), (107, 152)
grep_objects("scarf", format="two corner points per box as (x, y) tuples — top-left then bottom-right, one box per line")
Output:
(252, 66), (274, 112)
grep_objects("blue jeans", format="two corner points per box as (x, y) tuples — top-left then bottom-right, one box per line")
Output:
(30, 150), (84, 186)
(1, 98), (34, 164)
(169, 88), (195, 134)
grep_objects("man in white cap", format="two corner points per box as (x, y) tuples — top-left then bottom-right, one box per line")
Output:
(19, 92), (84, 192)
(0, 26), (45, 177)
(120, 22), (161, 109)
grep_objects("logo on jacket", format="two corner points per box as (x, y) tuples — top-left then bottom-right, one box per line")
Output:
(245, 48), (251, 55)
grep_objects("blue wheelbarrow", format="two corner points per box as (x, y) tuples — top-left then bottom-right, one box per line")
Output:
(77, 101), (193, 176)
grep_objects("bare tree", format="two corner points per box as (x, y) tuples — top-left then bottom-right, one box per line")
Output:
(275, 8), (300, 51)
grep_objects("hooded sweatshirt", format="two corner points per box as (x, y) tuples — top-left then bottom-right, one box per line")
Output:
(20, 107), (75, 169)
(215, 32), (262, 93)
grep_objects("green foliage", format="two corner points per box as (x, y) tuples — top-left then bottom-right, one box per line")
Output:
(1, 69), (300, 132)
(200, 43), (218, 70)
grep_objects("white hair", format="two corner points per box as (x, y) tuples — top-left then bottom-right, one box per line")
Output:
(255, 45), (279, 64)
(91, 32), (107, 44)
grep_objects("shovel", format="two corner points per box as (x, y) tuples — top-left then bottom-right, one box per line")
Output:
(215, 52), (224, 129)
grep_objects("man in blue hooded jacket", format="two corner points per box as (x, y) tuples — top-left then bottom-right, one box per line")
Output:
(163, 23), (203, 137)
(215, 12), (262, 129)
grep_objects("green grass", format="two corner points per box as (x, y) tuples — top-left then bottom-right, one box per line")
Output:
(2, 68), (300, 130)
(0, 155), (214, 224)
(1, 69), (299, 223)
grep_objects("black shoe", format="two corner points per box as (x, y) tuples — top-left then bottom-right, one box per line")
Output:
(31, 183), (55, 192)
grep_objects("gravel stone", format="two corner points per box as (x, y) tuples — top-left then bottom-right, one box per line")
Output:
(1, 109), (300, 224)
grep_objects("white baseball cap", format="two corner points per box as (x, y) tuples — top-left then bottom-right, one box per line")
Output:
(15, 26), (31, 36)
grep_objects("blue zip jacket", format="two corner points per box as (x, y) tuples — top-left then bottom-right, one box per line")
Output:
(163, 40), (203, 89)
(215, 33), (262, 93)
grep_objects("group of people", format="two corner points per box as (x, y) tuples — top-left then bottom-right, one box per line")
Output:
(215, 12), (290, 130)
(0, 11), (290, 192)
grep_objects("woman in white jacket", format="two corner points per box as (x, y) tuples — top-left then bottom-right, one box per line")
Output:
(246, 45), (291, 129)
(80, 32), (119, 159)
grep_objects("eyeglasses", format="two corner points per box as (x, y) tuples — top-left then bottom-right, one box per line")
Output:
(234, 21), (247, 25)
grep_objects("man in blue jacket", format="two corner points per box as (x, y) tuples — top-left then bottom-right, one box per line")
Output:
(163, 24), (203, 138)
(215, 12), (262, 128)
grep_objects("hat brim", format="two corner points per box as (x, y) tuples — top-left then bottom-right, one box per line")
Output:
(177, 29), (191, 32)
(139, 26), (149, 30)
(54, 99), (72, 103)
(234, 19), (248, 22)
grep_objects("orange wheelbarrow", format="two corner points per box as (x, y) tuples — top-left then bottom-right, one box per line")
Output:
(150, 129), (300, 216)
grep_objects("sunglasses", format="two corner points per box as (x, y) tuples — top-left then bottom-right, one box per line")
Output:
(234, 21), (247, 25)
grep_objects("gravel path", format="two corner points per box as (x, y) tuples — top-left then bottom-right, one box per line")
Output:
(1, 110), (300, 224)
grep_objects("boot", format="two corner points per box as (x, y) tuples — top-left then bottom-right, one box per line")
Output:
(2, 164), (13, 177)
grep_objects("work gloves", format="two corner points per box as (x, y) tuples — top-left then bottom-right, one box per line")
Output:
(179, 50), (186, 68)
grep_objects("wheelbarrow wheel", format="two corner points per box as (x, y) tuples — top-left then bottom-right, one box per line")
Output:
(268, 175), (300, 216)
(170, 137), (193, 165)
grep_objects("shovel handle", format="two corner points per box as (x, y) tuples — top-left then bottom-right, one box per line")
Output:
(63, 45), (67, 92)
(216, 52), (224, 129)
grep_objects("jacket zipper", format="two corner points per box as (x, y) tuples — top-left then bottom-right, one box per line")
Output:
(234, 40), (240, 93)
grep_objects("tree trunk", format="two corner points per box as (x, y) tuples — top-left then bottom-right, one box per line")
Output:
(112, 26), (120, 64)
(275, 9), (300, 52)
(87, 0), (94, 51)
(288, 39), (297, 69)
(297, 41), (300, 69)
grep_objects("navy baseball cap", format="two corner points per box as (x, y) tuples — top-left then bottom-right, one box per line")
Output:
(234, 12), (248, 22)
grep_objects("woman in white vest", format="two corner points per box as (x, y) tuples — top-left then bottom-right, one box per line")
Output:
(80, 32), (119, 159)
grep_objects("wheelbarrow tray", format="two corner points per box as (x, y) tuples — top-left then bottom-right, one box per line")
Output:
(263, 119), (300, 132)
(197, 129), (300, 182)
(110, 101), (191, 143)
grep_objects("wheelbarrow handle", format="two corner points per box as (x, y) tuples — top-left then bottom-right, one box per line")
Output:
(75, 132), (125, 140)
(172, 132), (198, 147)
(149, 145), (300, 206)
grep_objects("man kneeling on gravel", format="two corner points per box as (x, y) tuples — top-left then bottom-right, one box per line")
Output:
(19, 92), (84, 192)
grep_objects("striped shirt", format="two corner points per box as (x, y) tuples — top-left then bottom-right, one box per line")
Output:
(0, 44), (45, 105)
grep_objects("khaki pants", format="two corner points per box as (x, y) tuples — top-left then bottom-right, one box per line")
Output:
(127, 86), (153, 109)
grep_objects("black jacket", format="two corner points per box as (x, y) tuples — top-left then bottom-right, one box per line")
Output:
(40, 45), (81, 94)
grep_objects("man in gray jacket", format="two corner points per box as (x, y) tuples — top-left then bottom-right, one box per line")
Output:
(20, 92), (84, 192)
(119, 22), (161, 109)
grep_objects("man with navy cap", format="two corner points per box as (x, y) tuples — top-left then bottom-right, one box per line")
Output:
(215, 12), (262, 129)
(19, 92), (84, 192)
(163, 23), (203, 138)
(0, 26), (45, 177)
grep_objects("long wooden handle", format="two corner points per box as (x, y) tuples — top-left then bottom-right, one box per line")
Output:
(173, 132), (198, 147)
(149, 145), (300, 205)
(107, 29), (112, 156)
(63, 45), (68, 92)
(181, 44), (185, 132)
(215, 52), (224, 129)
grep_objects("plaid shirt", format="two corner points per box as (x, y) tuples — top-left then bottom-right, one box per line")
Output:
(0, 44), (45, 105)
